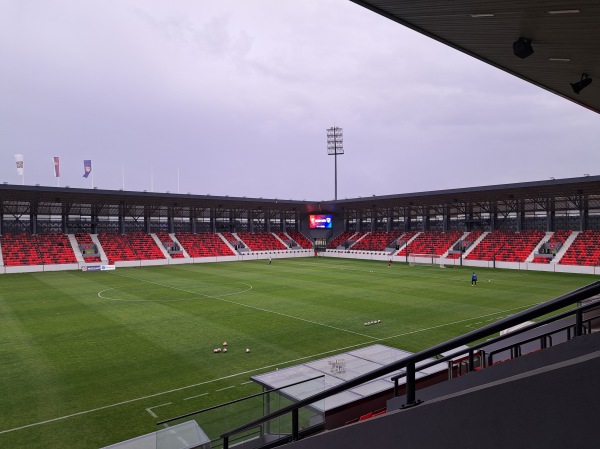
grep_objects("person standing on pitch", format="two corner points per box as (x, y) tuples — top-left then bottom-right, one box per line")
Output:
(269, 256), (272, 265)
(471, 272), (477, 286)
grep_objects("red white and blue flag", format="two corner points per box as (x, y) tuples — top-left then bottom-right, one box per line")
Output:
(83, 160), (92, 178)
(53, 156), (60, 178)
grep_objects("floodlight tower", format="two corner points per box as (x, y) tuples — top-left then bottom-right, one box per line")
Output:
(327, 126), (344, 200)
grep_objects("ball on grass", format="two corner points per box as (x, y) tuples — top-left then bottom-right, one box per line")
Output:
(246, 348), (250, 353)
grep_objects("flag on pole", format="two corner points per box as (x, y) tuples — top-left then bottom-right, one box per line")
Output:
(15, 154), (24, 176)
(53, 157), (61, 178)
(83, 160), (92, 178)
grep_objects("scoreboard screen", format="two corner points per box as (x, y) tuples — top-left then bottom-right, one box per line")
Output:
(309, 214), (332, 229)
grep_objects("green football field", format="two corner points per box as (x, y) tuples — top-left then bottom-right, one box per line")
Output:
(0, 258), (596, 449)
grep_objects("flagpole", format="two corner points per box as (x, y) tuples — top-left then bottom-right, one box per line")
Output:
(177, 168), (180, 194)
(151, 166), (154, 192)
(121, 163), (125, 190)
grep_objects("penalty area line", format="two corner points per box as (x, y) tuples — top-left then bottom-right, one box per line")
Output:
(145, 402), (172, 419)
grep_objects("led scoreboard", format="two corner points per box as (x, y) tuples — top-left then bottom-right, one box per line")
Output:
(309, 214), (332, 229)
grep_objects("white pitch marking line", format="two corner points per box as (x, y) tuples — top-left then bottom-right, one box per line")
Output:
(145, 402), (172, 418)
(215, 386), (236, 392)
(112, 273), (377, 340)
(240, 381), (253, 385)
(183, 393), (209, 401)
(0, 303), (535, 436)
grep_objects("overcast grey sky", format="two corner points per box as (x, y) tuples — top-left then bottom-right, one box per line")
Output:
(1, 0), (599, 201)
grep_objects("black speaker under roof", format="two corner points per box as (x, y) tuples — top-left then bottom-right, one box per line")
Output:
(571, 74), (593, 94)
(513, 37), (534, 59)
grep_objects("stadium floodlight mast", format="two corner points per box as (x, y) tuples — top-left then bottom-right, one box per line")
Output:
(327, 126), (344, 200)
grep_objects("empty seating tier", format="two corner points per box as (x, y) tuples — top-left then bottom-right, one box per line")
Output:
(398, 231), (462, 257)
(237, 232), (287, 251)
(352, 231), (404, 251)
(97, 232), (165, 265)
(559, 230), (600, 266)
(0, 233), (77, 266)
(327, 231), (360, 249)
(465, 230), (545, 262)
(175, 232), (235, 257)
(154, 232), (185, 259)
(286, 231), (313, 249)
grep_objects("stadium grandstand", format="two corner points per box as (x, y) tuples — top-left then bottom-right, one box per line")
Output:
(4, 174), (600, 274)
(2, 1), (600, 449)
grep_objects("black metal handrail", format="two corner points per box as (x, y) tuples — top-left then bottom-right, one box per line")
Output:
(221, 280), (600, 447)
(389, 298), (600, 389)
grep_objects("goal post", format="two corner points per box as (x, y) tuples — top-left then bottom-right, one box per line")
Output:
(408, 253), (443, 267)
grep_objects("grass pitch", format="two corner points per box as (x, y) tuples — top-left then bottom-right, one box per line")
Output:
(0, 258), (595, 448)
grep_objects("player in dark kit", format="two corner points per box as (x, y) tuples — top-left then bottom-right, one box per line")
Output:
(471, 272), (477, 286)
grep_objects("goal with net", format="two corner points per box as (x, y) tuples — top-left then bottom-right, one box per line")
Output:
(408, 253), (445, 267)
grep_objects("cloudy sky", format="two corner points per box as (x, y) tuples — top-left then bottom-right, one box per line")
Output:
(1, 0), (599, 201)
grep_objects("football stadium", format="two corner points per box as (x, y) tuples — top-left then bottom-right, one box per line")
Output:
(2, 1), (600, 449)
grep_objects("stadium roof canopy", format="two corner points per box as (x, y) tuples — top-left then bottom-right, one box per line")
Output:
(2, 175), (600, 215)
(349, 0), (600, 114)
(324, 175), (600, 211)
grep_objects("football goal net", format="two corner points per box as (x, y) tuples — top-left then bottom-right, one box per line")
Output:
(408, 253), (445, 267)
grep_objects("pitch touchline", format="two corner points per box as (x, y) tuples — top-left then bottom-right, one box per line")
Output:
(0, 303), (534, 436)
(111, 273), (377, 340)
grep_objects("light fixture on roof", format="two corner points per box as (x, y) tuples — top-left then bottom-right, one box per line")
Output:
(547, 9), (580, 14)
(469, 13), (494, 18)
(548, 58), (571, 62)
(571, 73), (592, 94)
(513, 37), (534, 59)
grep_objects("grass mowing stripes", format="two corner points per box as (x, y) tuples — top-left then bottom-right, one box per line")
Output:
(0, 258), (595, 448)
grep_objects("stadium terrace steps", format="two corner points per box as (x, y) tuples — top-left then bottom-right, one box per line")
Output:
(153, 232), (187, 259)
(67, 234), (85, 263)
(328, 231), (360, 249)
(526, 231), (553, 262)
(90, 234), (109, 263)
(217, 233), (238, 254)
(352, 231), (405, 252)
(150, 233), (172, 259)
(169, 233), (190, 258)
(274, 232), (290, 248)
(551, 230), (577, 264)
(287, 231), (313, 249)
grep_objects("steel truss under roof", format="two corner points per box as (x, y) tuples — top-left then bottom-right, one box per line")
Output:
(2, 175), (600, 233)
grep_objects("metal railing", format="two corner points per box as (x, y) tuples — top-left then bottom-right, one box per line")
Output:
(221, 280), (600, 448)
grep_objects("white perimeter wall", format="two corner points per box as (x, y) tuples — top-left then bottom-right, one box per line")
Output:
(1, 249), (598, 276)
